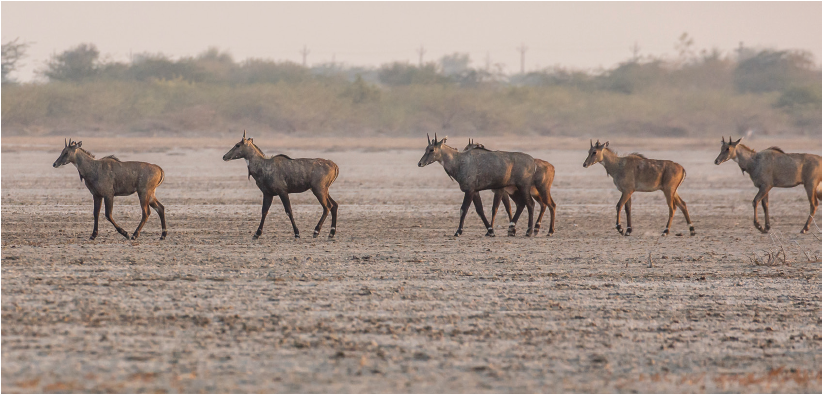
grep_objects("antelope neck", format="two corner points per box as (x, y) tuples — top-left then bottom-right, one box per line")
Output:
(733, 144), (756, 173)
(437, 146), (462, 180)
(72, 150), (97, 177)
(598, 148), (621, 176)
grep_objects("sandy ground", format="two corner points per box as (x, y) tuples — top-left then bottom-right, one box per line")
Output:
(2, 136), (822, 393)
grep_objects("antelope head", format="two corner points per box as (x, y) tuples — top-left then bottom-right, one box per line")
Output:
(418, 133), (448, 167)
(53, 138), (83, 168)
(714, 136), (743, 165)
(583, 139), (608, 168)
(223, 130), (256, 161)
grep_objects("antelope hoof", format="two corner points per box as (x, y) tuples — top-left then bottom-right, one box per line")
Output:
(526, 229), (534, 237)
(89, 233), (98, 240)
(329, 227), (336, 238)
(454, 229), (462, 237)
(661, 229), (670, 236)
(313, 230), (319, 238)
(546, 229), (554, 237)
(160, 231), (168, 240)
(118, 229), (129, 239)
(801, 228), (809, 234)
(689, 226), (696, 236)
(508, 227), (516, 237)
(616, 224), (624, 235)
(485, 228), (495, 237)
(625, 227), (632, 236)
(130, 233), (140, 240)
(294, 233), (300, 239)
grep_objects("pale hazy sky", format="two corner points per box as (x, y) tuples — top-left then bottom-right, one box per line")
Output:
(3, 2), (822, 82)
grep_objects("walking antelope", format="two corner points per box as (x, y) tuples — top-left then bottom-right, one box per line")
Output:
(463, 140), (557, 236)
(714, 136), (822, 234)
(583, 140), (695, 236)
(223, 131), (339, 239)
(52, 139), (168, 240)
(418, 134), (537, 237)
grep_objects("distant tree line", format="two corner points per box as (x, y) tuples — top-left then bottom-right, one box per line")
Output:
(2, 35), (821, 137)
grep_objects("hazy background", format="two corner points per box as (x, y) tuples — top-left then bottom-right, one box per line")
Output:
(4, 2), (822, 81)
(3, 2), (822, 138)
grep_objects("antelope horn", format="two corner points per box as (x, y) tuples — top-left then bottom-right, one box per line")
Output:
(243, 130), (247, 140)
(721, 136), (725, 143)
(434, 133), (438, 143)
(427, 133), (431, 145)
(65, 138), (68, 147)
(590, 139), (593, 148)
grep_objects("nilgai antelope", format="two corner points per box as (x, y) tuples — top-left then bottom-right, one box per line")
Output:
(223, 131), (339, 239)
(583, 140), (695, 236)
(418, 134), (537, 237)
(52, 139), (167, 240)
(714, 136), (822, 234)
(463, 140), (557, 236)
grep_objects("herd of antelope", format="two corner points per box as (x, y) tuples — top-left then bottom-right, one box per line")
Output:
(53, 133), (822, 240)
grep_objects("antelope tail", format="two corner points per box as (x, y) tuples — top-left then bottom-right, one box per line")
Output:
(331, 163), (340, 186)
(158, 168), (165, 187)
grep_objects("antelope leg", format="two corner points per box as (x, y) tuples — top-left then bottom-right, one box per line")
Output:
(662, 189), (676, 236)
(280, 193), (300, 238)
(624, 197), (632, 236)
(90, 195), (102, 240)
(312, 189), (331, 238)
(130, 192), (152, 240)
(509, 190), (528, 237)
(752, 186), (771, 233)
(615, 191), (633, 236)
(801, 182), (819, 234)
(149, 197), (168, 240)
(490, 191), (503, 231)
(254, 194), (274, 239)
(455, 191), (474, 237)
(674, 194), (695, 236)
(472, 193), (494, 237)
(546, 194), (557, 236)
(327, 195), (338, 238)
(103, 196), (129, 239)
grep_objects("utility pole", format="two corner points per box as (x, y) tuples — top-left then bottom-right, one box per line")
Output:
(630, 42), (641, 62)
(300, 45), (310, 67)
(516, 43), (528, 74)
(416, 45), (426, 67)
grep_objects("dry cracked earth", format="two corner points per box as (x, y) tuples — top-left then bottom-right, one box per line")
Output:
(2, 136), (822, 393)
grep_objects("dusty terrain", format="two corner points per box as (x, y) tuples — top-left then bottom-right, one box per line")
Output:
(2, 136), (822, 393)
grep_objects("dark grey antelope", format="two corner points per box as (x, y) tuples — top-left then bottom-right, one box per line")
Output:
(52, 139), (167, 240)
(714, 136), (822, 234)
(463, 140), (557, 236)
(583, 140), (695, 236)
(418, 134), (537, 237)
(223, 132), (339, 239)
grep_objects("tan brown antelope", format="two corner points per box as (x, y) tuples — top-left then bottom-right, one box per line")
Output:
(418, 134), (537, 237)
(463, 139), (557, 236)
(714, 136), (822, 234)
(223, 131), (339, 239)
(52, 139), (167, 240)
(583, 140), (695, 236)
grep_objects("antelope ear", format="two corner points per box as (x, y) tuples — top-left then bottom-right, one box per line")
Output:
(735, 137), (743, 145)
(441, 136), (448, 144)
(248, 138), (253, 144)
(77, 141), (82, 148)
(603, 141), (609, 148)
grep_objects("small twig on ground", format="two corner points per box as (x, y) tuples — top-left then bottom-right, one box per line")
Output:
(810, 217), (822, 242)
(792, 240), (814, 262)
(647, 236), (662, 268)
